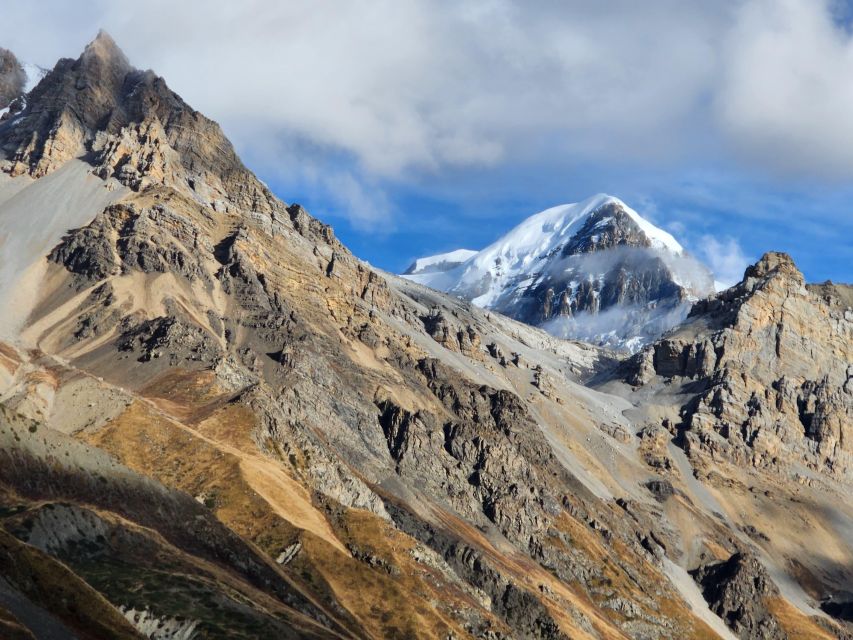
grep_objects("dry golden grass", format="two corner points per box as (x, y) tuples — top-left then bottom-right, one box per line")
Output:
(74, 366), (739, 640)
(767, 597), (840, 640)
(82, 372), (510, 639)
(423, 503), (626, 640)
(84, 398), (345, 552)
(549, 511), (723, 640)
(0, 528), (141, 639)
(103, 368), (571, 638)
(298, 507), (503, 640)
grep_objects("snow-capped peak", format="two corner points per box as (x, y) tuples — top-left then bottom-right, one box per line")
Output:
(401, 194), (713, 351)
(470, 194), (680, 273)
(450, 194), (684, 307)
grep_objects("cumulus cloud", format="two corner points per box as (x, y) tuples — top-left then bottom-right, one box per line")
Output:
(2, 0), (853, 227)
(0, 1), (726, 175)
(715, 0), (853, 178)
(697, 235), (752, 290)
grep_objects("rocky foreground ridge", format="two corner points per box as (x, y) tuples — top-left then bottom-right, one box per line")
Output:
(0, 32), (850, 640)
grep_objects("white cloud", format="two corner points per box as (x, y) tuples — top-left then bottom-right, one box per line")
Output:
(3, 0), (853, 228)
(236, 133), (393, 228)
(697, 235), (751, 290)
(0, 0), (728, 176)
(715, 0), (853, 178)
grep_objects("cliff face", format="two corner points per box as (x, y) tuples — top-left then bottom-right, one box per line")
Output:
(623, 252), (853, 477)
(0, 33), (851, 640)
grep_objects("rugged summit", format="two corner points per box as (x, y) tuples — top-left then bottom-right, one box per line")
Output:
(0, 33), (850, 640)
(621, 252), (852, 477)
(402, 195), (714, 350)
(1, 31), (274, 213)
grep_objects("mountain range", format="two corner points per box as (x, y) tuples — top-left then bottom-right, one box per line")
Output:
(0, 31), (850, 640)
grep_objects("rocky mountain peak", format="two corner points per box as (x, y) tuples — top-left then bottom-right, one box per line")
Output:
(683, 251), (806, 328)
(623, 250), (852, 477)
(0, 31), (285, 216)
(80, 30), (130, 71)
(743, 250), (804, 286)
(71, 29), (133, 103)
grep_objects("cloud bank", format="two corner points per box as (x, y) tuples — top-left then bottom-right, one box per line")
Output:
(2, 0), (853, 240)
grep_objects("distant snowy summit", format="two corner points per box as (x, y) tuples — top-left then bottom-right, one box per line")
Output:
(0, 48), (47, 119)
(401, 194), (715, 350)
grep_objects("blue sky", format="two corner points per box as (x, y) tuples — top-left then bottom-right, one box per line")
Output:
(250, 152), (853, 285)
(2, 0), (852, 285)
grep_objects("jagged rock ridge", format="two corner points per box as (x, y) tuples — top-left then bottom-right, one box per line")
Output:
(622, 252), (852, 477)
(0, 31), (277, 215)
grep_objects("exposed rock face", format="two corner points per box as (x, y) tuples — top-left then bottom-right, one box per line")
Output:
(624, 252), (853, 476)
(493, 204), (712, 333)
(421, 310), (484, 358)
(692, 553), (786, 640)
(533, 255), (685, 321)
(0, 31), (276, 215)
(380, 356), (565, 545)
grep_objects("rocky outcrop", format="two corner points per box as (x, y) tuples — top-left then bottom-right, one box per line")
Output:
(421, 310), (484, 358)
(50, 202), (214, 285)
(623, 252), (853, 477)
(692, 553), (787, 639)
(117, 315), (221, 365)
(373, 356), (563, 546)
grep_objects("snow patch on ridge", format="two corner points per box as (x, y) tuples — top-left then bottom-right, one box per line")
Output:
(0, 62), (47, 120)
(22, 63), (47, 93)
(405, 249), (478, 274)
